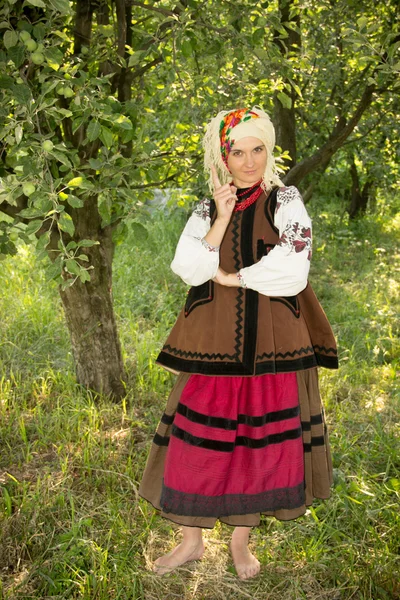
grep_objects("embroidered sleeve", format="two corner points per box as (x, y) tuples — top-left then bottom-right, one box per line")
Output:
(276, 187), (312, 261)
(238, 186), (312, 297)
(170, 198), (219, 286)
(278, 221), (312, 261)
(192, 198), (211, 221)
(275, 186), (299, 212)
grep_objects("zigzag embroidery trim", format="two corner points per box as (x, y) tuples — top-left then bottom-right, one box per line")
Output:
(313, 345), (338, 355)
(162, 344), (238, 361)
(257, 345), (337, 361)
(232, 213), (243, 359)
(256, 351), (275, 361)
(276, 347), (314, 359)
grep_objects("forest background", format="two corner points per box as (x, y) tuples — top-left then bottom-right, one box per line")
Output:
(0, 0), (399, 598)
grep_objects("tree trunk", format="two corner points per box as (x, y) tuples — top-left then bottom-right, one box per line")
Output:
(272, 0), (300, 169)
(348, 156), (373, 219)
(58, 229), (126, 400)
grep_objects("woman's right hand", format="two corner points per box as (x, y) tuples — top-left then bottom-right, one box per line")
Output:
(211, 165), (237, 223)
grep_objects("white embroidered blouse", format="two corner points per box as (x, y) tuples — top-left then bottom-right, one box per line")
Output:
(170, 186), (312, 297)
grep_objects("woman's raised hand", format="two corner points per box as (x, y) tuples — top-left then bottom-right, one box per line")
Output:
(211, 166), (237, 223)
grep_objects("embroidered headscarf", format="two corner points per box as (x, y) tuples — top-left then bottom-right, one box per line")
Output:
(203, 106), (283, 192)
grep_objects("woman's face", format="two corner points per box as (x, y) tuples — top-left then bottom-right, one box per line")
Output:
(227, 136), (267, 188)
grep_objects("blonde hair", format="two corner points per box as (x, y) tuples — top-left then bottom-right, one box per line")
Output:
(203, 106), (284, 193)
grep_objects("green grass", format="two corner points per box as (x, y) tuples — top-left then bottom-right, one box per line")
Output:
(0, 201), (399, 599)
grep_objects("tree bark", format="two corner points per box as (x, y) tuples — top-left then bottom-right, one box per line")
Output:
(272, 0), (300, 168)
(348, 156), (373, 219)
(74, 0), (93, 55)
(58, 224), (126, 400)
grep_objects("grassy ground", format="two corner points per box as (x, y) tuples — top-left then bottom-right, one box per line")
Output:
(0, 199), (399, 600)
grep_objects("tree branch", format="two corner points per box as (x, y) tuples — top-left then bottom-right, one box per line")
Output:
(284, 84), (376, 186)
(130, 56), (162, 79)
(128, 1), (175, 17)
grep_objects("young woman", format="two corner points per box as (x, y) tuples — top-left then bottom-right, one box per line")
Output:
(139, 107), (338, 580)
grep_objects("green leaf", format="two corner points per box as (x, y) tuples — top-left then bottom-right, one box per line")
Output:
(67, 194), (84, 208)
(58, 212), (75, 236)
(277, 91), (292, 109)
(99, 126), (113, 148)
(130, 221), (148, 243)
(78, 239), (99, 247)
(0, 240), (18, 257)
(87, 120), (101, 142)
(18, 207), (43, 218)
(79, 269), (91, 283)
(112, 221), (128, 245)
(49, 0), (72, 14)
(72, 116), (84, 134)
(66, 176), (83, 188)
(25, 219), (43, 235)
(0, 75), (14, 89)
(65, 258), (81, 275)
(357, 16), (368, 30)
(13, 84), (31, 104)
(8, 46), (25, 68)
(79, 178), (94, 190)
(252, 28), (265, 45)
(49, 149), (72, 168)
(128, 51), (144, 67)
(88, 158), (102, 170)
(4, 30), (18, 49)
(33, 22), (46, 41)
(44, 47), (64, 71)
(114, 115), (132, 130)
(98, 193), (112, 225)
(45, 260), (62, 281)
(15, 125), (23, 145)
(181, 40), (192, 58)
(57, 108), (73, 118)
(25, 0), (46, 7)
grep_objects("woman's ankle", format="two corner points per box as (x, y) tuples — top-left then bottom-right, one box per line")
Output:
(231, 526), (251, 545)
(181, 525), (203, 546)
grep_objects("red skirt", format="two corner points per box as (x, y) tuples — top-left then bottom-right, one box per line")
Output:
(139, 369), (333, 528)
(160, 373), (304, 518)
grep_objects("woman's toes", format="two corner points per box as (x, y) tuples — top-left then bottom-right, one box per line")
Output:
(152, 542), (204, 575)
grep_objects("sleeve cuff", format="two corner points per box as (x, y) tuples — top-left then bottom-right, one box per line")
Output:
(236, 271), (247, 288)
(201, 237), (220, 253)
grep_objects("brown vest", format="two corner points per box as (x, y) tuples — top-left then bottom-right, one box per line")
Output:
(157, 189), (338, 376)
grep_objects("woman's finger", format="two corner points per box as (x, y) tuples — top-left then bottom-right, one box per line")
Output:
(211, 165), (222, 190)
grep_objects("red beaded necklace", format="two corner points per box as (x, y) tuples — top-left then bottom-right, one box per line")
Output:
(234, 180), (263, 212)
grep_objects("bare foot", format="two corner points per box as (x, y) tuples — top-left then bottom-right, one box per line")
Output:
(153, 540), (205, 575)
(230, 539), (260, 580)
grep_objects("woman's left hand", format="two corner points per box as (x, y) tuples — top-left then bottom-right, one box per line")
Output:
(212, 268), (240, 287)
